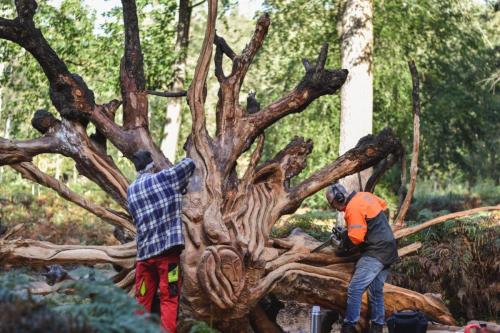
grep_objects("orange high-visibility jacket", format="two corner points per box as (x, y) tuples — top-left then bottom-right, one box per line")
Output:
(344, 192), (387, 245)
(343, 192), (398, 266)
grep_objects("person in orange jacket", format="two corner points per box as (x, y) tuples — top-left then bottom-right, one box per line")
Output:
(326, 183), (399, 333)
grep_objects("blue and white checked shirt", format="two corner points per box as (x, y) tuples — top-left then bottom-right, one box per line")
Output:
(127, 158), (195, 261)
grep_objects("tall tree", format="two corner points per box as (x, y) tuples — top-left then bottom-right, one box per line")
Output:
(0, 0), (468, 331)
(338, 0), (374, 192)
(160, 0), (192, 161)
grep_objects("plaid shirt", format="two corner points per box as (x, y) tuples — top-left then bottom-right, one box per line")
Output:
(127, 158), (195, 261)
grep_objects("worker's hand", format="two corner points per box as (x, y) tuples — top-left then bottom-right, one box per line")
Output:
(180, 185), (188, 195)
(336, 230), (355, 256)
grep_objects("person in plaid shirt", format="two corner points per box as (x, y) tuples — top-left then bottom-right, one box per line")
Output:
(127, 150), (195, 333)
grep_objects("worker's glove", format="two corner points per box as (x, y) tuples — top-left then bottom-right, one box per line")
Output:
(335, 230), (356, 257)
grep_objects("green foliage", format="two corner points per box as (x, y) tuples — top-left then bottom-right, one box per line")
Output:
(390, 213), (499, 322)
(0, 270), (162, 333)
(0, 271), (93, 333)
(189, 321), (220, 333)
(52, 280), (161, 333)
(256, 0), (499, 206)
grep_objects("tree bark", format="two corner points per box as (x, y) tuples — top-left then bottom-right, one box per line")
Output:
(160, 0), (192, 161)
(0, 1), (468, 331)
(394, 61), (421, 227)
(338, 0), (374, 192)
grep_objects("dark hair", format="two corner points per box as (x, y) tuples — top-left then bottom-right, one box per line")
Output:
(131, 150), (153, 172)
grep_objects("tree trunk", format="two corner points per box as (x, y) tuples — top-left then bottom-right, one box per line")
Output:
(0, 1), (463, 332)
(160, 0), (192, 161)
(338, 0), (374, 192)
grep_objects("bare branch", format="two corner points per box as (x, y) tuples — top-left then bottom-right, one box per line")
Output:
(285, 129), (402, 213)
(214, 34), (236, 60)
(0, 136), (59, 165)
(10, 162), (135, 233)
(114, 268), (136, 289)
(230, 14), (270, 86)
(242, 134), (265, 183)
(15, 0), (37, 21)
(0, 224), (24, 240)
(214, 33), (236, 81)
(120, 0), (148, 129)
(254, 137), (313, 190)
(315, 42), (328, 70)
(186, 0), (218, 177)
(0, 239), (136, 269)
(396, 147), (407, 213)
(188, 0), (217, 132)
(269, 266), (456, 327)
(146, 90), (187, 98)
(394, 61), (421, 227)
(394, 205), (500, 239)
(190, 0), (207, 9)
(248, 44), (348, 138)
(397, 242), (422, 257)
(364, 149), (403, 193)
(0, 1), (136, 154)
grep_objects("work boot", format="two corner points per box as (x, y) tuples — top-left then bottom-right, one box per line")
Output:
(341, 324), (358, 333)
(369, 322), (383, 333)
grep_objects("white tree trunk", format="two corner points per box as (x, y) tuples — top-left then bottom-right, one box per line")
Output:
(339, 0), (373, 192)
(160, 0), (191, 161)
(161, 87), (184, 161)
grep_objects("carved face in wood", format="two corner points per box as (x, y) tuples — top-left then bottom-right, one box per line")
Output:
(197, 245), (246, 309)
(220, 248), (243, 290)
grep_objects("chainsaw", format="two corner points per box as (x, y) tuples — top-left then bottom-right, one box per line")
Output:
(311, 226), (346, 253)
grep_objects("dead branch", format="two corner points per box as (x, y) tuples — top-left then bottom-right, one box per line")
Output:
(231, 14), (270, 90)
(270, 267), (456, 328)
(285, 128), (402, 213)
(0, 136), (60, 165)
(241, 134), (265, 185)
(10, 162), (135, 233)
(187, 0), (217, 173)
(394, 60), (421, 227)
(146, 90), (187, 97)
(120, 0), (147, 129)
(0, 224), (24, 240)
(398, 242), (422, 256)
(253, 137), (313, 189)
(394, 205), (500, 239)
(247, 43), (348, 141)
(396, 147), (407, 213)
(0, 239), (136, 269)
(114, 268), (136, 290)
(364, 150), (402, 193)
(214, 33), (236, 81)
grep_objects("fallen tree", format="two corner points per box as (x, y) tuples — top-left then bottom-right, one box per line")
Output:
(1, 0), (497, 331)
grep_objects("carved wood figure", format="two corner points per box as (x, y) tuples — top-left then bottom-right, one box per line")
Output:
(3, 0), (491, 331)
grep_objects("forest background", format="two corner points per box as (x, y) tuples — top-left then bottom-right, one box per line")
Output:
(0, 0), (499, 328)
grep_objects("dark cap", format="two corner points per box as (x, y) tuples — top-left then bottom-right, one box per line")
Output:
(131, 150), (153, 172)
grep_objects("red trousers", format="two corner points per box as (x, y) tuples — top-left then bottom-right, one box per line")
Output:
(135, 250), (181, 333)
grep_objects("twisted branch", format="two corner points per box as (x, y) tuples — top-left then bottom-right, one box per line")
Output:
(10, 162), (135, 233)
(394, 60), (421, 227)
(0, 239), (137, 269)
(285, 128), (402, 213)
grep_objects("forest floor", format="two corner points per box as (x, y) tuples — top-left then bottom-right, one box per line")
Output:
(277, 301), (499, 333)
(1, 187), (499, 331)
